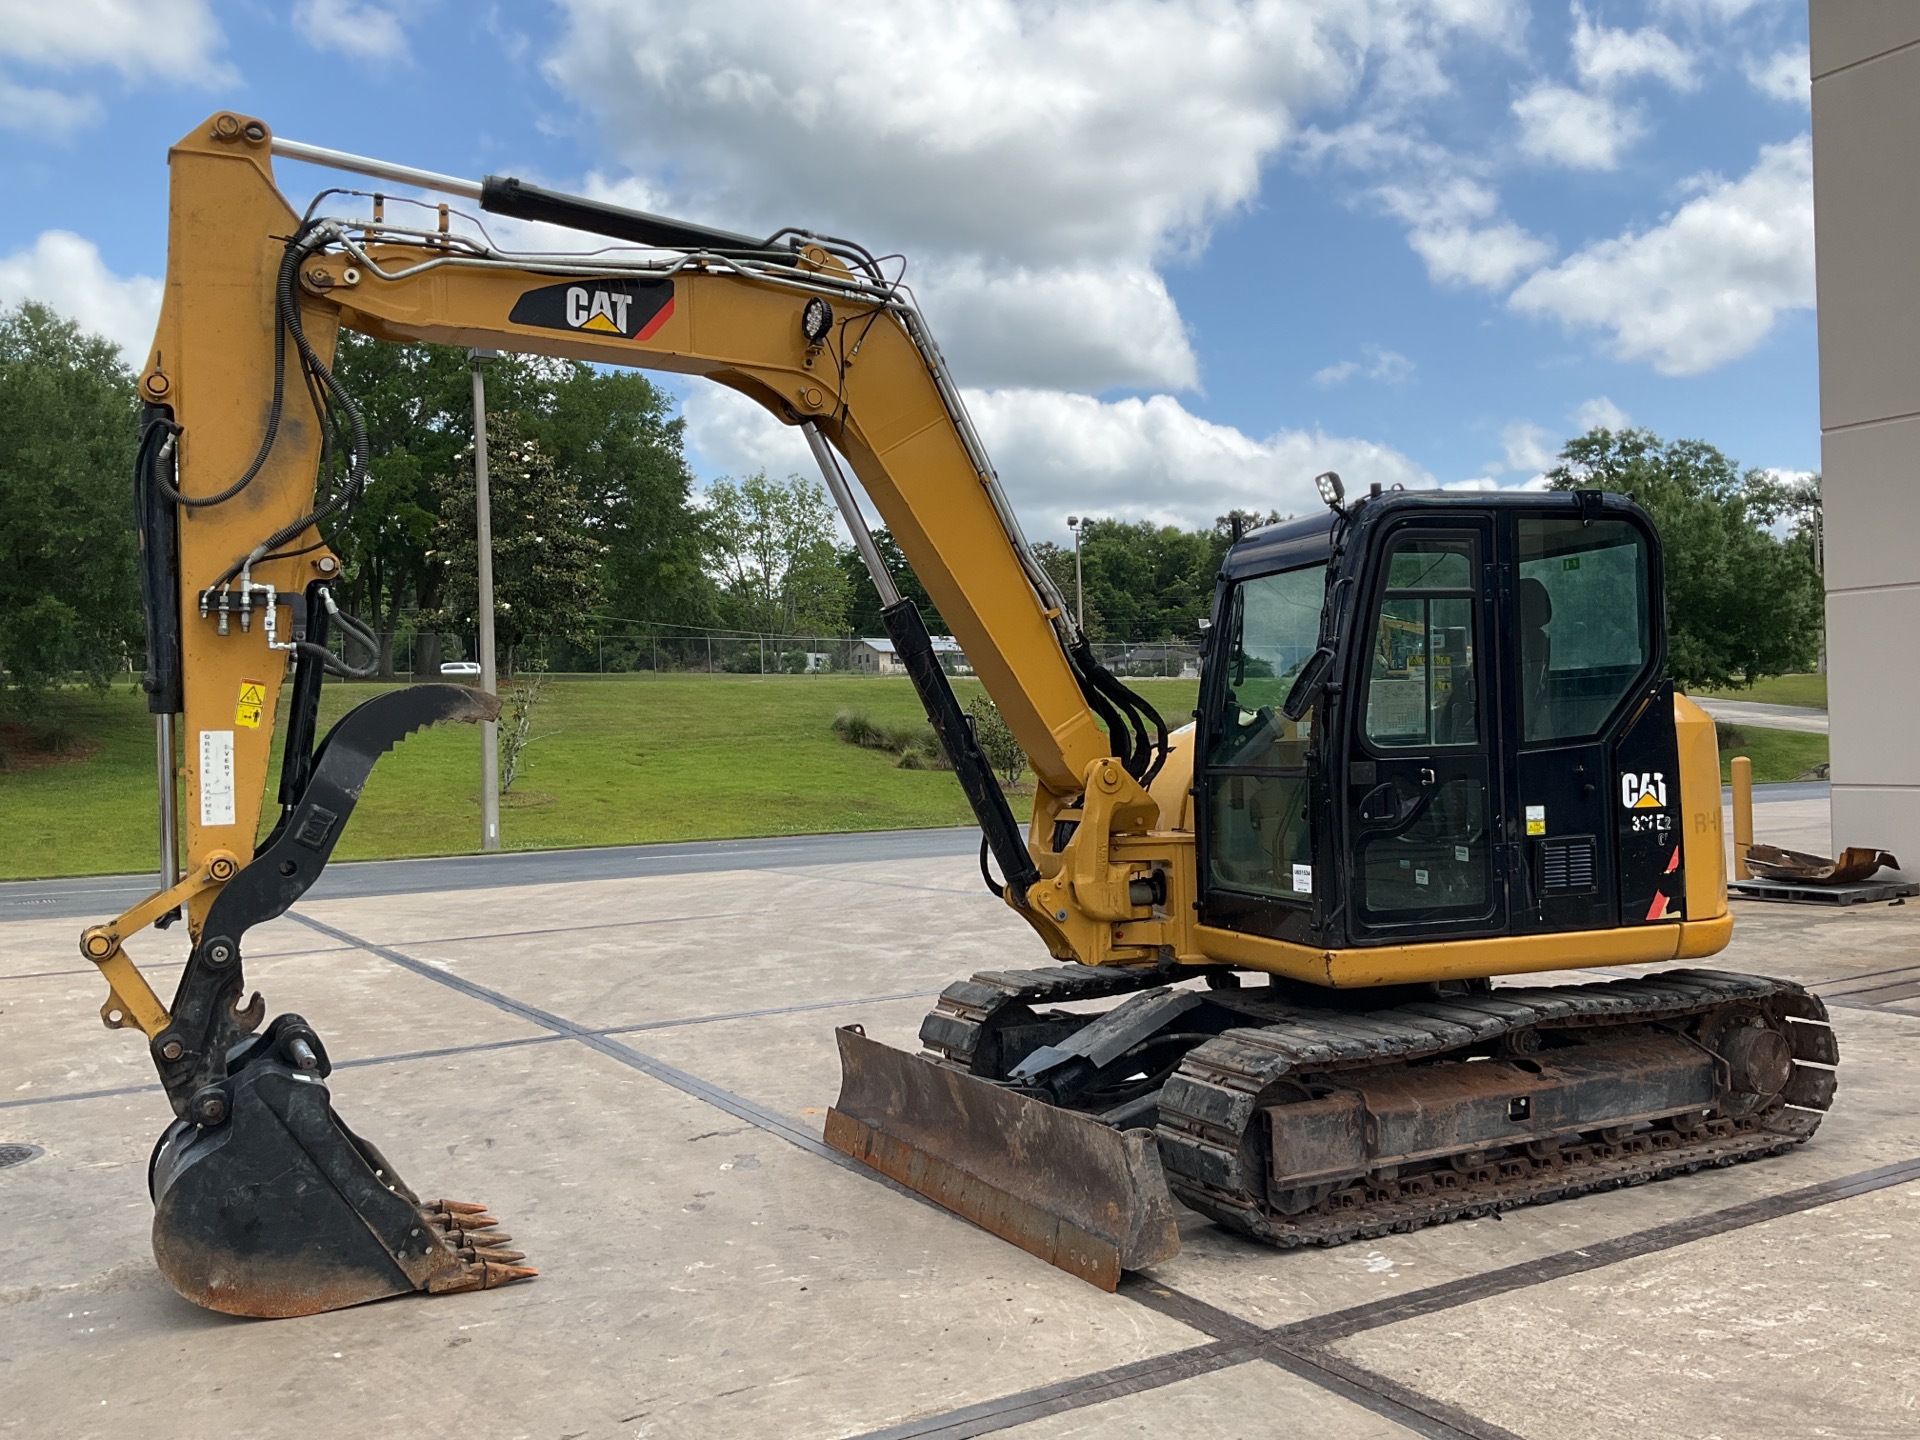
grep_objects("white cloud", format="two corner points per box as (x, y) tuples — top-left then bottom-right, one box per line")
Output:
(1314, 344), (1414, 388)
(1509, 134), (1812, 375)
(1499, 420), (1557, 474)
(969, 389), (1434, 532)
(293, 0), (410, 62)
(1411, 218), (1556, 290)
(1573, 395), (1631, 432)
(913, 261), (1199, 393)
(1745, 47), (1808, 105)
(1379, 176), (1554, 290)
(543, 0), (1520, 391)
(0, 230), (162, 363)
(1650, 0), (1765, 23)
(0, 0), (230, 83)
(678, 382), (1434, 535)
(1512, 83), (1644, 170)
(1571, 7), (1696, 91)
(0, 77), (100, 136)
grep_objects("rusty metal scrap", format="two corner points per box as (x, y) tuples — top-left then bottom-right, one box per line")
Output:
(1744, 844), (1900, 885)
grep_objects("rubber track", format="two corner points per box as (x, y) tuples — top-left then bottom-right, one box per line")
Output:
(1156, 968), (1836, 1245)
(918, 964), (1174, 1069)
(918, 965), (1837, 1248)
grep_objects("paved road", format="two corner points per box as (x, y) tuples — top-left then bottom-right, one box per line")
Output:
(0, 827), (984, 922)
(2, 784), (1836, 922)
(1693, 696), (1829, 734)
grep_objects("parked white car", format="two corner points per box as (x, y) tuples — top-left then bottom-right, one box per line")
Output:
(439, 661), (482, 678)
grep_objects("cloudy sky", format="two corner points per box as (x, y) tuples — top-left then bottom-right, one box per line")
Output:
(0, 0), (1814, 537)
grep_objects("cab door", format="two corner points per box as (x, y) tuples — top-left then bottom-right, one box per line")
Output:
(1344, 521), (1506, 940)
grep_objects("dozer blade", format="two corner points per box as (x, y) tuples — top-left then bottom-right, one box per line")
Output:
(825, 1026), (1180, 1289)
(150, 1034), (534, 1318)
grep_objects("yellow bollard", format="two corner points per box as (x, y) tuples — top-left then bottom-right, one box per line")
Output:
(1731, 755), (1753, 880)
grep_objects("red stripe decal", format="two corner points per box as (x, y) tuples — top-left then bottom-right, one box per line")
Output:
(634, 297), (675, 342)
(1664, 846), (1681, 874)
(1645, 891), (1669, 921)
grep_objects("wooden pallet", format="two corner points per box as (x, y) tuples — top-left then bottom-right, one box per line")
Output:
(1730, 877), (1917, 906)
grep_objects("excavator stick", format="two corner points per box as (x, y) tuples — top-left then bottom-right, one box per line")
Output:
(135, 685), (534, 1318)
(826, 1026), (1181, 1289)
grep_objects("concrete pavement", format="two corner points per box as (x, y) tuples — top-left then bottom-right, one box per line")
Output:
(1694, 696), (1830, 735)
(4, 830), (1917, 1439)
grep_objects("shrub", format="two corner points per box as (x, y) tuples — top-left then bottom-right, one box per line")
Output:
(1714, 720), (1749, 751)
(965, 695), (1026, 786)
(832, 709), (887, 748)
(831, 710), (950, 769)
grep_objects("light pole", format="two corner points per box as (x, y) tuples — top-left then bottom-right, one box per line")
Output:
(1066, 515), (1086, 632)
(470, 348), (501, 853)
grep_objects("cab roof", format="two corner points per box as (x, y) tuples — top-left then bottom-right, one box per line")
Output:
(1219, 487), (1635, 582)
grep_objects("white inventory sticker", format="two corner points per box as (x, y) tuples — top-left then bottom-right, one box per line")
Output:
(199, 729), (236, 828)
(1291, 863), (1314, 895)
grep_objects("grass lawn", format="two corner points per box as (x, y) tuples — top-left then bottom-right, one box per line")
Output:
(1692, 673), (1827, 709)
(1716, 724), (1828, 785)
(0, 676), (1198, 880)
(1, 677), (1819, 879)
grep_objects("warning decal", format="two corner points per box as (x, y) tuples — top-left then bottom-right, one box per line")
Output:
(199, 730), (235, 828)
(235, 680), (267, 729)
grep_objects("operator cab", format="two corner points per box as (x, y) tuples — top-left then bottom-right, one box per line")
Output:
(1197, 491), (1682, 953)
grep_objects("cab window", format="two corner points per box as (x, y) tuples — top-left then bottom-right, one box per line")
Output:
(1205, 566), (1322, 902)
(1515, 518), (1651, 742)
(1362, 536), (1478, 749)
(1206, 567), (1323, 770)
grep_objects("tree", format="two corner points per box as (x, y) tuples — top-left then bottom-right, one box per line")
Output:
(705, 471), (849, 635)
(1029, 539), (1104, 641)
(328, 336), (717, 675)
(841, 528), (947, 636)
(1546, 429), (1824, 690)
(1076, 519), (1218, 642)
(529, 363), (718, 631)
(429, 412), (603, 675)
(329, 334), (477, 677)
(0, 303), (141, 710)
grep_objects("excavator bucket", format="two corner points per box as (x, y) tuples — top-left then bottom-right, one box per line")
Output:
(148, 1018), (534, 1318)
(133, 686), (533, 1319)
(825, 1026), (1181, 1289)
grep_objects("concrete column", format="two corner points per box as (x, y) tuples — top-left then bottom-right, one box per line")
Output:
(1810, 3), (1920, 877)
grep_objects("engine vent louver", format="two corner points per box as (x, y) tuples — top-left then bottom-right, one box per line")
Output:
(1538, 835), (1598, 895)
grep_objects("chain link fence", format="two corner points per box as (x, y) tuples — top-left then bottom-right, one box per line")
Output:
(96, 629), (1202, 684)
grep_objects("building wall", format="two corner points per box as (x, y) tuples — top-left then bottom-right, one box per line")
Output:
(1810, 2), (1920, 876)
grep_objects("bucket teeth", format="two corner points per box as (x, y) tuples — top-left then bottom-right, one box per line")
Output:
(480, 1262), (539, 1288)
(424, 1258), (539, 1295)
(415, 1200), (535, 1297)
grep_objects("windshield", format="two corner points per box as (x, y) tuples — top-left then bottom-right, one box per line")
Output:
(1207, 566), (1323, 769)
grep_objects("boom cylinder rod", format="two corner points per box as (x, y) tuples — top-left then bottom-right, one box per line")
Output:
(270, 136), (482, 200)
(155, 714), (178, 892)
(805, 423), (901, 607)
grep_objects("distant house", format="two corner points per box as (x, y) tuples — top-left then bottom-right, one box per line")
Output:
(851, 636), (968, 674)
(1114, 642), (1199, 678)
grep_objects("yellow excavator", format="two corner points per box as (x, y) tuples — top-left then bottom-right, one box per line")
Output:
(83, 113), (1837, 1318)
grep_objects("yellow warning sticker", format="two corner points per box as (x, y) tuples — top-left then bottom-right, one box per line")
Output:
(235, 680), (267, 729)
(1525, 803), (1546, 837)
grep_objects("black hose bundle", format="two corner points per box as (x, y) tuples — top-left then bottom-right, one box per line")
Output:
(1067, 636), (1171, 788)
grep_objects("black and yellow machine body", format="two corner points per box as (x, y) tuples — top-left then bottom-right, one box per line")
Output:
(76, 114), (1835, 1317)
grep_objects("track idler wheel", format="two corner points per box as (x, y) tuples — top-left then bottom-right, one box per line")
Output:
(148, 1015), (534, 1318)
